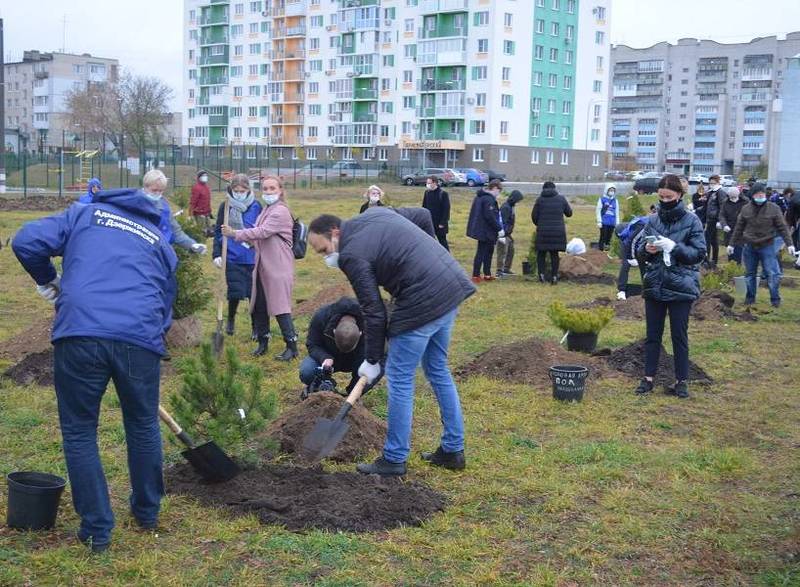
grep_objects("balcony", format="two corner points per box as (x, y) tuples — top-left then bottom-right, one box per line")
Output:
(741, 93), (770, 102)
(354, 113), (377, 123)
(421, 0), (468, 13)
(340, 18), (381, 31)
(286, 0), (305, 16)
(200, 13), (229, 25)
(284, 69), (306, 81)
(286, 25), (306, 36)
(269, 49), (307, 60)
(418, 39), (467, 66)
(354, 88), (378, 100)
(209, 113), (229, 126)
(417, 78), (466, 92)
(197, 95), (210, 105)
(418, 26), (467, 40)
(199, 51), (229, 66)
(741, 68), (773, 82)
(284, 91), (305, 102)
(695, 124), (717, 132)
(417, 105), (465, 118)
(34, 70), (49, 79)
(421, 131), (464, 141)
(199, 74), (229, 86)
(200, 31), (229, 46)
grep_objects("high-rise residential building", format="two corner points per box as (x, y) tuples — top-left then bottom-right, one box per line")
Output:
(770, 54), (800, 185)
(3, 51), (119, 153)
(609, 32), (800, 176)
(183, 0), (611, 179)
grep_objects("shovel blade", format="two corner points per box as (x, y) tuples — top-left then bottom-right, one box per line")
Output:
(182, 441), (240, 483)
(211, 327), (224, 357)
(301, 417), (350, 461)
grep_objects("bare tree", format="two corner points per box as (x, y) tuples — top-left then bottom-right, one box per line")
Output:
(64, 82), (122, 149)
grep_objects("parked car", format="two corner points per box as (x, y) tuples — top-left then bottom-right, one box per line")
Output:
(455, 168), (489, 187)
(482, 169), (507, 182)
(401, 167), (459, 186)
(604, 170), (628, 181)
(628, 171), (646, 181)
(720, 175), (737, 187)
(688, 173), (710, 185)
(634, 177), (661, 194)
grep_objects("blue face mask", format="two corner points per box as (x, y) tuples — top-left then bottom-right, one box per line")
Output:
(142, 191), (162, 203)
(262, 194), (279, 206)
(753, 196), (767, 205)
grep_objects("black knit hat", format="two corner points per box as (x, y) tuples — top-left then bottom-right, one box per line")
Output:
(197, 169), (209, 179)
(749, 182), (766, 197)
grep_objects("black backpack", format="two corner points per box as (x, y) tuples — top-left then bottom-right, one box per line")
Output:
(290, 216), (308, 259)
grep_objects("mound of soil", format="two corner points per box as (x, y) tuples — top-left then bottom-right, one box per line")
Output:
(3, 349), (54, 386)
(558, 253), (615, 284)
(571, 296), (646, 321)
(295, 282), (354, 317)
(691, 291), (736, 321)
(456, 337), (613, 387)
(0, 318), (53, 361)
(0, 195), (76, 211)
(265, 391), (386, 462)
(166, 462), (446, 532)
(165, 315), (203, 349)
(605, 340), (713, 387)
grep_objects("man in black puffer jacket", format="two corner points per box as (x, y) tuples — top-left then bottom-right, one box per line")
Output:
(421, 177), (451, 250)
(466, 180), (504, 282)
(308, 208), (476, 477)
(531, 181), (573, 284)
(635, 174), (706, 399)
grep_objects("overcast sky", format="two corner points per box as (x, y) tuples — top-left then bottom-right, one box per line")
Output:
(2, 0), (799, 111)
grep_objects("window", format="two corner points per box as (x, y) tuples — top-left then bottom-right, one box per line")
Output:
(404, 44), (416, 59)
(382, 78), (392, 90)
(563, 75), (572, 90)
(503, 41), (515, 55)
(500, 121), (509, 135)
(248, 85), (260, 96)
(502, 67), (511, 81)
(546, 124), (555, 138)
(591, 129), (601, 142)
(473, 147), (484, 162)
(249, 64), (258, 75)
(548, 73), (557, 88)
(546, 150), (554, 164)
(533, 72), (543, 86)
(310, 15), (323, 27)
(474, 11), (489, 26)
(532, 123), (540, 138)
(499, 148), (508, 163)
(560, 151), (569, 165)
(551, 22), (560, 36)
(472, 66), (488, 80)
(549, 48), (558, 62)
(535, 45), (544, 60)
(248, 106), (258, 117)
(383, 55), (394, 67)
(307, 126), (318, 138)
(593, 80), (603, 93)
(537, 0), (545, 6)
(595, 31), (605, 45)
(476, 93), (486, 106)
(404, 18), (414, 33)
(308, 82), (319, 93)
(249, 1), (261, 13)
(230, 106), (242, 117)
(532, 97), (542, 113)
(249, 22), (259, 34)
(552, 0), (561, 9)
(381, 101), (393, 113)
(561, 127), (570, 140)
(401, 121), (412, 135)
(234, 45), (243, 56)
(595, 6), (606, 19)
(248, 127), (260, 138)
(504, 13), (513, 27)
(402, 96), (416, 109)
(501, 95), (513, 108)
(531, 150), (540, 164)
(566, 25), (574, 39)
(478, 39), (488, 53)
(471, 120), (486, 134)
(309, 38), (320, 50)
(189, 9), (196, 21)
(592, 152), (600, 167)
(536, 19), (544, 34)
(234, 87), (243, 97)
(565, 50), (573, 65)
(233, 127), (242, 138)
(403, 70), (413, 83)
(593, 104), (602, 118)
(378, 148), (388, 161)
(596, 56), (604, 70)
(249, 43), (261, 55)
(308, 104), (322, 115)
(547, 99), (556, 113)
(562, 101), (571, 115)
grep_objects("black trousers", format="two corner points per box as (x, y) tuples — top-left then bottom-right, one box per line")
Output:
(705, 221), (719, 265)
(472, 240), (495, 277)
(644, 298), (692, 382)
(537, 250), (560, 278)
(251, 280), (270, 338)
(435, 229), (450, 251)
(599, 225), (614, 250)
(616, 259), (645, 292)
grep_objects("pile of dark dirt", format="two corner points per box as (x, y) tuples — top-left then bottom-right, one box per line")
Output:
(165, 315), (204, 349)
(456, 337), (613, 387)
(691, 291), (756, 322)
(604, 340), (713, 387)
(166, 462), (446, 532)
(558, 253), (615, 284)
(571, 296), (646, 321)
(0, 318), (53, 361)
(265, 391), (386, 463)
(0, 195), (76, 212)
(3, 349), (54, 386)
(295, 282), (354, 316)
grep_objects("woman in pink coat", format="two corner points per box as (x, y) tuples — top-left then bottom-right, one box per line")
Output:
(221, 174), (298, 360)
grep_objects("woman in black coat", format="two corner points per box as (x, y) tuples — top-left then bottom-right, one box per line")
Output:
(466, 180), (504, 282)
(635, 174), (706, 399)
(531, 181), (573, 284)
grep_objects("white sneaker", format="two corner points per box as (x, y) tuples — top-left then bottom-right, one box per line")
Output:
(616, 291), (627, 301)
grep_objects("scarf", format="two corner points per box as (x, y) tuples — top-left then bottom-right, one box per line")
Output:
(227, 191), (255, 229)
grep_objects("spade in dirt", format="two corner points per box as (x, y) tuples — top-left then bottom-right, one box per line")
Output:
(158, 405), (240, 483)
(302, 376), (369, 462)
(212, 200), (230, 356)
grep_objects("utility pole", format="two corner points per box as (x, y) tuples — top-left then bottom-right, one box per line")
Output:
(61, 15), (68, 53)
(0, 18), (6, 194)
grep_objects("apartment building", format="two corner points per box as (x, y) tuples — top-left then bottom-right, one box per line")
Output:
(770, 55), (800, 185)
(609, 32), (800, 175)
(3, 51), (119, 152)
(183, 0), (611, 180)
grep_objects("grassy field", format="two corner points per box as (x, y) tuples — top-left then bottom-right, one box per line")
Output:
(0, 186), (798, 586)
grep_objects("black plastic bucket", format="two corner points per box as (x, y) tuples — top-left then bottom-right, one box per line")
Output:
(7, 471), (67, 530)
(566, 332), (598, 353)
(522, 261), (532, 275)
(549, 365), (590, 402)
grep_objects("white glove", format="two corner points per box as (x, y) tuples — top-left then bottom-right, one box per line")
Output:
(597, 222), (603, 228)
(358, 360), (382, 384)
(663, 251), (672, 267)
(497, 237), (507, 245)
(727, 246), (735, 256)
(627, 258), (639, 267)
(653, 236), (676, 254)
(213, 257), (223, 269)
(723, 225), (731, 233)
(36, 275), (61, 303)
(616, 291), (627, 301)
(191, 243), (207, 255)
(716, 222), (722, 230)
(497, 230), (505, 239)
(788, 246), (797, 257)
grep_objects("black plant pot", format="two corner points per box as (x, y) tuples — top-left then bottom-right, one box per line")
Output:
(522, 261), (532, 275)
(566, 332), (598, 353)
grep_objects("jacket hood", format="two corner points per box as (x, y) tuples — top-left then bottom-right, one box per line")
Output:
(540, 188), (559, 198)
(604, 183), (617, 197)
(93, 188), (162, 226)
(508, 190), (524, 205)
(87, 178), (102, 192)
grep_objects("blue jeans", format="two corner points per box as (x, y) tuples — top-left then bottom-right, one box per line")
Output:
(54, 337), (163, 546)
(743, 244), (781, 305)
(383, 308), (464, 463)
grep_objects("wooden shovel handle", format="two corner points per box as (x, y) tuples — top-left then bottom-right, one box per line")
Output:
(345, 376), (369, 407)
(158, 405), (183, 435)
(217, 200), (231, 322)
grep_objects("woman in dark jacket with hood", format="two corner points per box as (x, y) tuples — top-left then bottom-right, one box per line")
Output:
(635, 174), (706, 399)
(466, 180), (504, 283)
(531, 181), (572, 284)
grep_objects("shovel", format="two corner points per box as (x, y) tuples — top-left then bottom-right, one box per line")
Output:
(301, 376), (369, 462)
(212, 200), (230, 357)
(158, 405), (240, 483)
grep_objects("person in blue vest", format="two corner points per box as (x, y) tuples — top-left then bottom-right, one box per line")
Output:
(77, 177), (102, 204)
(596, 184), (620, 251)
(12, 187), (179, 553)
(142, 169), (207, 255)
(213, 173), (262, 336)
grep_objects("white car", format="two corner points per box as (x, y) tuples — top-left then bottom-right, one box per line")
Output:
(688, 174), (709, 185)
(720, 175), (736, 187)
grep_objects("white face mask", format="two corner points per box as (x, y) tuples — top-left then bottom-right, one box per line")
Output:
(324, 252), (340, 269)
(142, 191), (162, 203)
(199, 176), (209, 183)
(232, 190), (250, 201)
(262, 193), (279, 206)
(369, 195), (380, 204)
(426, 183), (436, 191)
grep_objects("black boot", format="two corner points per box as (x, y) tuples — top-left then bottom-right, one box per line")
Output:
(275, 314), (299, 361)
(226, 300), (238, 336)
(420, 446), (466, 471)
(251, 333), (270, 357)
(538, 274), (546, 283)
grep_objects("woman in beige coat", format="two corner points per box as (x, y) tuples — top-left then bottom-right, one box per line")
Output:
(222, 174), (297, 360)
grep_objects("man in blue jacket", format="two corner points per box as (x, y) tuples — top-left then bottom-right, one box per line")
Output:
(78, 177), (102, 204)
(12, 188), (178, 553)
